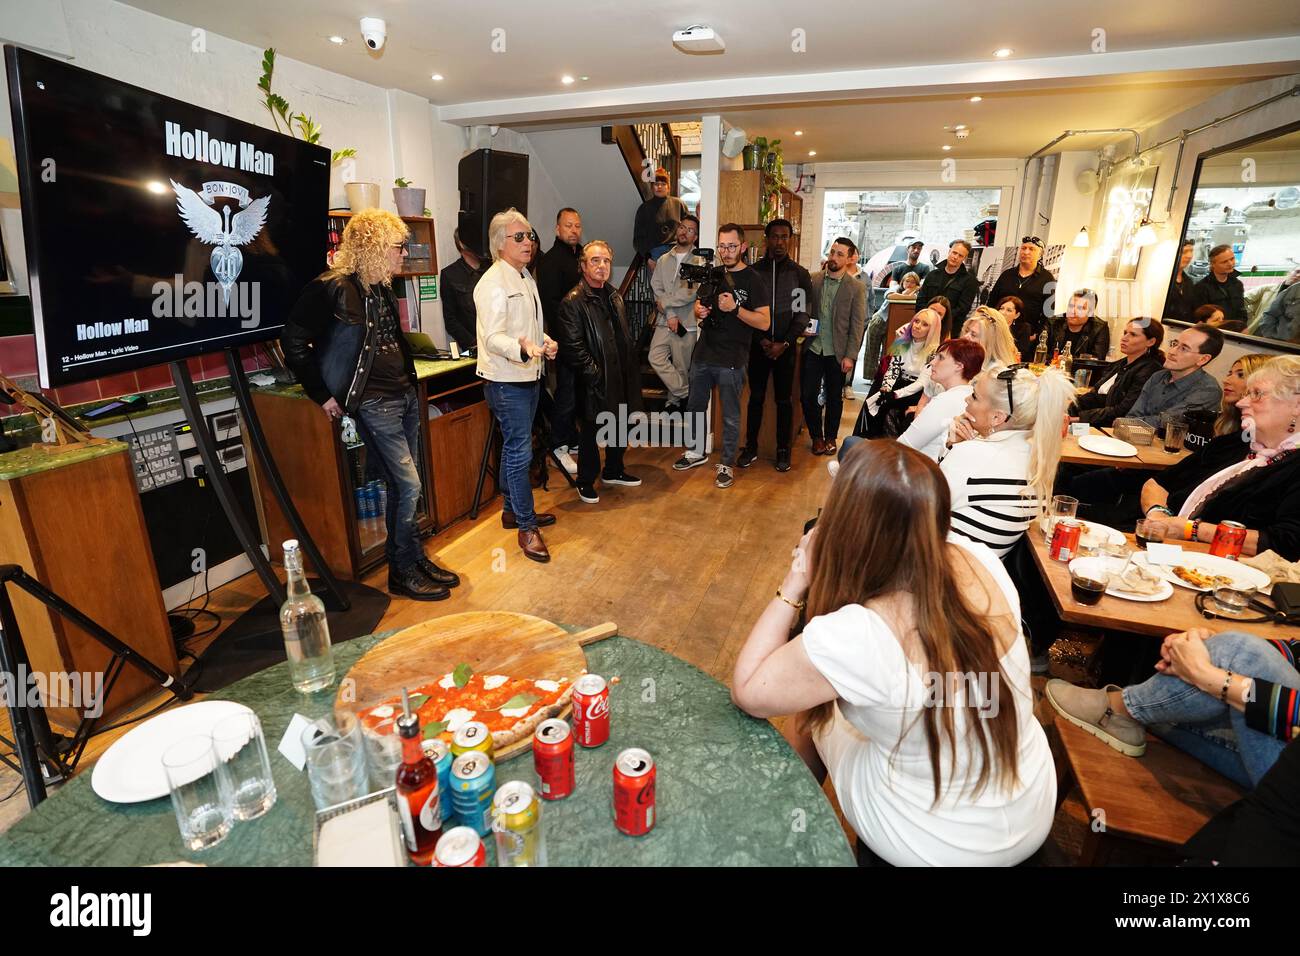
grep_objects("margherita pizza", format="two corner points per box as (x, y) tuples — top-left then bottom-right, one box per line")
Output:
(1172, 566), (1233, 590)
(357, 664), (575, 751)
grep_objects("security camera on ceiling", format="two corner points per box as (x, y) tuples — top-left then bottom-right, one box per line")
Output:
(360, 17), (387, 51)
(673, 26), (725, 54)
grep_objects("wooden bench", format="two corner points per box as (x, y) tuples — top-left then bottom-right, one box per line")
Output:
(1054, 715), (1246, 865)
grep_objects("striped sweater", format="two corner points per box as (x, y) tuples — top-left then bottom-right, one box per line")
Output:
(1246, 639), (1300, 743)
(939, 429), (1040, 559)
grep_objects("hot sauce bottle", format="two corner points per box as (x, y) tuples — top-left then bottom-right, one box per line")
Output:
(395, 689), (441, 865)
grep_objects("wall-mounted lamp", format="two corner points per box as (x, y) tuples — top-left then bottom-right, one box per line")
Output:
(1133, 218), (1158, 247)
(1073, 227), (1090, 248)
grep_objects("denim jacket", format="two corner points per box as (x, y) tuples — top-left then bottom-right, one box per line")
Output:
(281, 270), (415, 413)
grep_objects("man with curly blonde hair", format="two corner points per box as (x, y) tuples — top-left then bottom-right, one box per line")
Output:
(282, 208), (460, 600)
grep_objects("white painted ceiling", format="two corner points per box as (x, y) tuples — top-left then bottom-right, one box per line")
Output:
(115, 0), (1300, 161)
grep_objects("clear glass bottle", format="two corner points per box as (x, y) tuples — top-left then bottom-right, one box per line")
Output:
(279, 539), (334, 693)
(1061, 341), (1074, 377)
(1033, 328), (1048, 367)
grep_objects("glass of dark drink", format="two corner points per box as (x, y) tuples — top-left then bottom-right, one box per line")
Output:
(1070, 569), (1108, 605)
(1134, 518), (1166, 550)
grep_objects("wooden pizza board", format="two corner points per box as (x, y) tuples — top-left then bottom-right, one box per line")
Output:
(336, 611), (592, 762)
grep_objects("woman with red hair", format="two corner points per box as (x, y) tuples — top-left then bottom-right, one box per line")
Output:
(897, 338), (985, 461)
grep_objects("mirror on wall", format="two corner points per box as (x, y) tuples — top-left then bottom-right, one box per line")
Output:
(1168, 121), (1300, 346)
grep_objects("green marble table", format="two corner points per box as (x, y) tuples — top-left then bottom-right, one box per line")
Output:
(0, 439), (129, 481)
(0, 631), (854, 867)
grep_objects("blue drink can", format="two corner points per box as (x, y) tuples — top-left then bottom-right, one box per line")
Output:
(375, 480), (388, 516)
(422, 738), (455, 821)
(449, 752), (496, 836)
(366, 482), (381, 518)
(354, 487), (368, 520)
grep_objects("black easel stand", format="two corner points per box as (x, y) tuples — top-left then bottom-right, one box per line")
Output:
(0, 565), (190, 807)
(168, 355), (348, 612)
(221, 349), (350, 612)
(470, 418), (578, 520)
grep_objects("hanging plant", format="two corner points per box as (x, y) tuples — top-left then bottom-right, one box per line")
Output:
(258, 48), (356, 165)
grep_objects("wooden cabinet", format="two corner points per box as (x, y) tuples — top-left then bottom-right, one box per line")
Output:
(716, 171), (804, 262)
(0, 445), (178, 727)
(425, 393), (495, 528)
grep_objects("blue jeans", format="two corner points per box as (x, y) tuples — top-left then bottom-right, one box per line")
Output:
(686, 363), (745, 466)
(485, 380), (541, 531)
(1122, 631), (1299, 788)
(353, 388), (424, 572)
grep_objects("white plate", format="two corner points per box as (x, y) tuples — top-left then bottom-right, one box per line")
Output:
(1078, 434), (1138, 458)
(92, 700), (255, 804)
(1068, 556), (1173, 602)
(1133, 551), (1272, 593)
(1039, 517), (1126, 548)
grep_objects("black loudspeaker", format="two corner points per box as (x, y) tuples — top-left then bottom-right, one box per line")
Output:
(458, 148), (529, 259)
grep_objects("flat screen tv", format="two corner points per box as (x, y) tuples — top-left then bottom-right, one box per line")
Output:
(5, 45), (330, 388)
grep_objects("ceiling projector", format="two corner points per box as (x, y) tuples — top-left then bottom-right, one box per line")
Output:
(673, 26), (725, 53)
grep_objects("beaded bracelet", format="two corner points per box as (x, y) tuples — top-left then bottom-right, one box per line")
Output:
(1220, 670), (1234, 704)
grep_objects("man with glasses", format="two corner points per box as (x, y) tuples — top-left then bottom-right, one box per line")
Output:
(283, 208), (460, 600)
(1046, 288), (1110, 360)
(536, 207), (584, 474)
(1124, 322), (1224, 428)
(475, 208), (559, 563)
(649, 214), (701, 412)
(914, 239), (977, 338)
(673, 223), (771, 489)
(988, 236), (1054, 354)
(1190, 244), (1248, 332)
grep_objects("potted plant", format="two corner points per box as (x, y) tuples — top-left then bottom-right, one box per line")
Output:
(392, 178), (426, 218)
(743, 140), (761, 171)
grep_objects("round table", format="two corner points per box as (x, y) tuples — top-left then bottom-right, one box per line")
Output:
(0, 629), (855, 867)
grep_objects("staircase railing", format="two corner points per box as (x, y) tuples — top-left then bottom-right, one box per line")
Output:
(617, 253), (655, 346)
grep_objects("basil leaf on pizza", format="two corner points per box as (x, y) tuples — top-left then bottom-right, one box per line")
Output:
(408, 693), (430, 710)
(498, 693), (540, 712)
(422, 720), (448, 739)
(453, 663), (473, 688)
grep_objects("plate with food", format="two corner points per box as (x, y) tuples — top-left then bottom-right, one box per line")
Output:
(1069, 557), (1173, 602)
(1077, 434), (1138, 458)
(1040, 517), (1126, 548)
(1132, 552), (1271, 593)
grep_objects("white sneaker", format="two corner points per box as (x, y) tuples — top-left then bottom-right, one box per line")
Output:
(826, 459), (840, 479)
(554, 447), (578, 476)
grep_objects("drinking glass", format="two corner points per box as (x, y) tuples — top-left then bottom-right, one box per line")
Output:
(303, 711), (370, 810)
(1046, 494), (1079, 538)
(162, 734), (234, 852)
(1163, 417), (1189, 453)
(1134, 518), (1166, 550)
(1074, 368), (1090, 389)
(212, 711), (277, 821)
(1069, 568), (1107, 606)
(362, 720), (404, 792)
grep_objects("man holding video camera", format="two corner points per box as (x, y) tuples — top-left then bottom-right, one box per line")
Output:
(672, 223), (771, 489)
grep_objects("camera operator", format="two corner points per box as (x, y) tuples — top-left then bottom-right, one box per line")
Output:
(672, 223), (771, 489)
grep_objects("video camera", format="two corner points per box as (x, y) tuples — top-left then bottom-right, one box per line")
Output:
(677, 248), (735, 313)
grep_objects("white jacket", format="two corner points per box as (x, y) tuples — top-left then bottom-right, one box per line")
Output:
(650, 248), (699, 329)
(474, 258), (545, 382)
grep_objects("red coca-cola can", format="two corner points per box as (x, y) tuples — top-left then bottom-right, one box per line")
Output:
(572, 674), (610, 748)
(533, 718), (575, 800)
(431, 826), (487, 867)
(1049, 519), (1082, 562)
(613, 747), (656, 836)
(1209, 521), (1247, 560)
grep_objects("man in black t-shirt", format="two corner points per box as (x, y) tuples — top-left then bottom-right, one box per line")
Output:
(672, 223), (770, 489)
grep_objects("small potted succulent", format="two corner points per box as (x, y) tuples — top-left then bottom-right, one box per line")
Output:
(393, 177), (427, 218)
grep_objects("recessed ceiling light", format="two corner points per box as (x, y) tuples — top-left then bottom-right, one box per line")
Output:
(561, 75), (575, 85)
(993, 48), (1013, 58)
(969, 96), (983, 103)
(954, 124), (967, 131)
(579, 76), (589, 81)
(942, 145), (952, 151)
(328, 35), (346, 44)
(808, 150), (817, 156)
(431, 73), (444, 81)
(794, 130), (803, 136)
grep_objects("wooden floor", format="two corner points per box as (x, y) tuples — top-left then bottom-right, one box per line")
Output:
(0, 399), (1168, 863)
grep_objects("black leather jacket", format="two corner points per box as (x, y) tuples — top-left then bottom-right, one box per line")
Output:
(556, 279), (643, 421)
(752, 254), (814, 345)
(281, 270), (416, 413)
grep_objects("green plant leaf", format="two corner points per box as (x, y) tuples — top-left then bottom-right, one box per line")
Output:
(497, 693), (539, 712)
(394, 177), (412, 188)
(408, 693), (429, 710)
(421, 720), (448, 739)
(453, 663), (473, 688)
(331, 148), (357, 164)
(422, 207), (431, 216)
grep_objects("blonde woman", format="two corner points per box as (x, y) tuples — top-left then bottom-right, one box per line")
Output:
(860, 308), (941, 438)
(962, 306), (1020, 370)
(939, 365), (1075, 557)
(283, 208), (460, 600)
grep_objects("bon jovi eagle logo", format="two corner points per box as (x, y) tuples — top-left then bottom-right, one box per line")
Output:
(171, 180), (270, 302)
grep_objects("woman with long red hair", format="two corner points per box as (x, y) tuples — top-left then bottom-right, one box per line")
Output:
(731, 441), (1055, 865)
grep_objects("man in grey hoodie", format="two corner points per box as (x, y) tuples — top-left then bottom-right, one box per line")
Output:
(649, 215), (700, 410)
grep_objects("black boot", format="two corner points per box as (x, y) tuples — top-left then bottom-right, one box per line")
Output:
(417, 557), (460, 588)
(388, 566), (450, 601)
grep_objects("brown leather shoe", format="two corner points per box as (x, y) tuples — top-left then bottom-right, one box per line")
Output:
(811, 438), (827, 455)
(823, 438), (838, 456)
(502, 511), (556, 529)
(518, 529), (551, 563)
